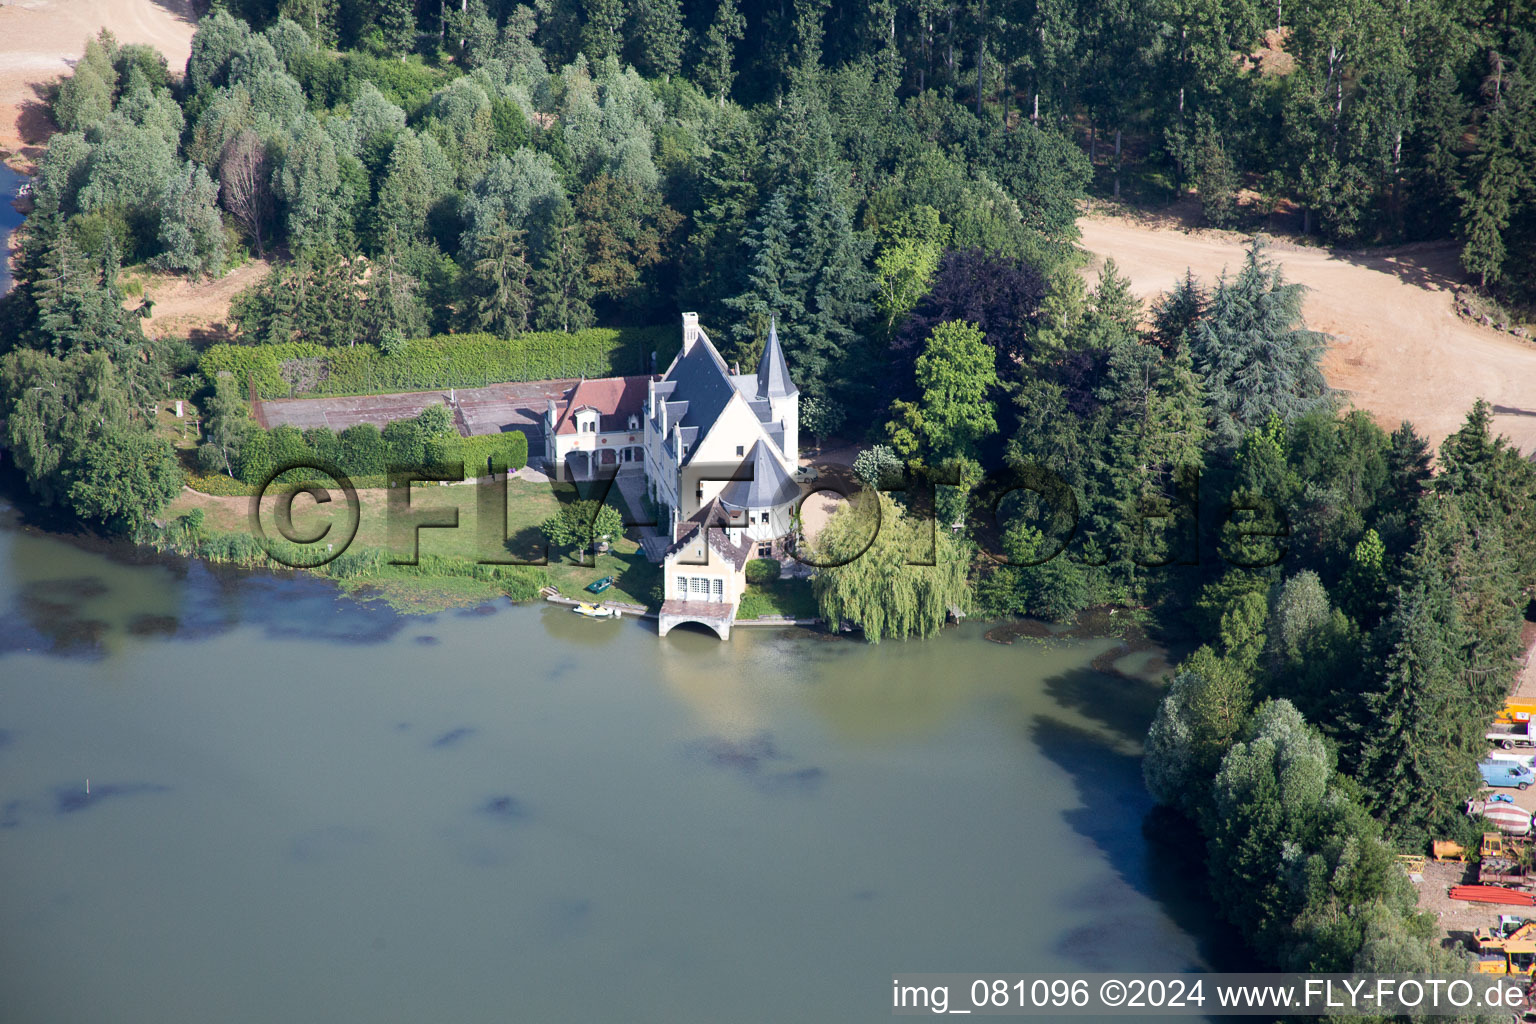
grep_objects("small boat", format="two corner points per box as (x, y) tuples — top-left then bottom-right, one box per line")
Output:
(585, 576), (617, 594)
(572, 603), (620, 619)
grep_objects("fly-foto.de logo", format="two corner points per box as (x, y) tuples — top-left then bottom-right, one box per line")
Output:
(247, 458), (1291, 571)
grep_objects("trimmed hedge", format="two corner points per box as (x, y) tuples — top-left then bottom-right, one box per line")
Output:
(235, 426), (527, 486)
(428, 432), (530, 477)
(200, 326), (677, 400)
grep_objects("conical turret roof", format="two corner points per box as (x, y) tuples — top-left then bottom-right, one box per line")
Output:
(718, 440), (799, 510)
(755, 316), (797, 399)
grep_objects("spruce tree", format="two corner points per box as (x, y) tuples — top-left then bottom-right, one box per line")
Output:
(1151, 270), (1206, 351)
(465, 220), (533, 337)
(697, 0), (745, 105)
(725, 187), (803, 368)
(1353, 580), (1476, 834)
(631, 0), (685, 79)
(581, 0), (627, 60)
(375, 0), (416, 55)
(530, 200), (594, 333)
(364, 232), (429, 345)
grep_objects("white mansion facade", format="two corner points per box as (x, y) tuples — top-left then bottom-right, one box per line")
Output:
(544, 313), (803, 639)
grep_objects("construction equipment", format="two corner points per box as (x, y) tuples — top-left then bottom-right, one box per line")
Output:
(1498, 701), (1536, 725)
(1486, 832), (1532, 859)
(1434, 839), (1468, 862)
(1472, 917), (1536, 974)
(1482, 857), (1532, 888)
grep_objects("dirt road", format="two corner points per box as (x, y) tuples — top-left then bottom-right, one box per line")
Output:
(1079, 213), (1536, 456)
(0, 0), (197, 167)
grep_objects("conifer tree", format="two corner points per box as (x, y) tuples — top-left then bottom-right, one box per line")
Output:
(581, 0), (627, 60)
(364, 232), (429, 345)
(631, 0), (684, 79)
(465, 220), (532, 337)
(530, 199), (594, 333)
(725, 187), (803, 365)
(375, 0), (417, 55)
(1191, 240), (1329, 448)
(1151, 270), (1206, 351)
(697, 0), (745, 105)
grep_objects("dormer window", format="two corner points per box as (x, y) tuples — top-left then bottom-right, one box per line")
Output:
(628, 414), (639, 430)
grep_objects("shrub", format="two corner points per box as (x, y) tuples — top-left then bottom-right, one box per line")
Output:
(446, 431), (528, 475)
(339, 423), (386, 475)
(745, 558), (781, 584)
(235, 424), (272, 483)
(303, 426), (341, 465)
(382, 419), (426, 469)
(268, 424), (312, 469)
(195, 442), (226, 474)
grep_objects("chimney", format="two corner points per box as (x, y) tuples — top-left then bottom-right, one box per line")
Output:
(682, 312), (700, 353)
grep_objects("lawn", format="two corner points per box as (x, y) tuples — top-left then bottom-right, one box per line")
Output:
(737, 578), (819, 620)
(165, 474), (660, 612)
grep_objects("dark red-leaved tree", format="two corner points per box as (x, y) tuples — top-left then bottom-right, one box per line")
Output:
(886, 248), (1047, 402)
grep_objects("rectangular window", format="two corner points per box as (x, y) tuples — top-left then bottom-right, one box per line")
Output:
(675, 576), (686, 594)
(736, 445), (744, 456)
(690, 577), (709, 595)
(711, 578), (724, 601)
(758, 546), (770, 557)
(760, 512), (769, 523)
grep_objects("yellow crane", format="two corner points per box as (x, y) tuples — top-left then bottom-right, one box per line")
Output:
(1473, 918), (1536, 975)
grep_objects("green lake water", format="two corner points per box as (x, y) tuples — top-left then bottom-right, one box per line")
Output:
(0, 501), (1230, 1022)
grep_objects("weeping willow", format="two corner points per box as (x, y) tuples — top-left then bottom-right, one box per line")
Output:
(811, 492), (970, 643)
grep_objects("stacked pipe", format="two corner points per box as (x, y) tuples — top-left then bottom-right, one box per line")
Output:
(1449, 885), (1536, 905)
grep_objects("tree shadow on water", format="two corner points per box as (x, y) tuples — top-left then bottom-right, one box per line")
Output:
(1040, 663), (1165, 746)
(1030, 705), (1249, 972)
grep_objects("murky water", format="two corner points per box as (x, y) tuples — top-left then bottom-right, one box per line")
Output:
(0, 502), (1228, 1023)
(1, 164), (26, 295)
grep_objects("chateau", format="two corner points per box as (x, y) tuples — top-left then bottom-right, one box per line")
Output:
(544, 313), (803, 639)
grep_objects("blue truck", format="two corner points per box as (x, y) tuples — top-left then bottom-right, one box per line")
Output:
(1480, 760), (1536, 790)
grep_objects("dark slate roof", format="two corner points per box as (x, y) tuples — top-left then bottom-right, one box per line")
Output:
(755, 318), (797, 399)
(660, 329), (739, 454)
(718, 441), (799, 511)
(663, 498), (755, 571)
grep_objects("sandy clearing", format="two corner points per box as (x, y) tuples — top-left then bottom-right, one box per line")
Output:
(133, 257), (272, 340)
(0, 0), (197, 168)
(1078, 213), (1536, 456)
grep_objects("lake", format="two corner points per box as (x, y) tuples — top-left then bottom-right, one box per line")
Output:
(1, 163), (28, 294)
(0, 501), (1230, 1022)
